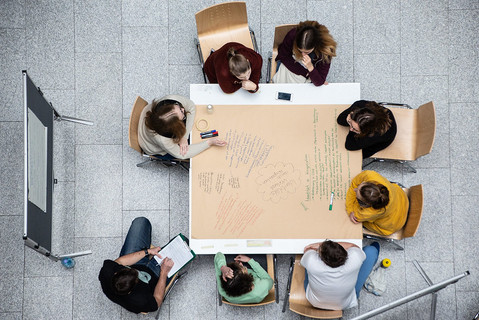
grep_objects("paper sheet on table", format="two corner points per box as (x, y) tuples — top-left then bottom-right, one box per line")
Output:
(154, 235), (194, 278)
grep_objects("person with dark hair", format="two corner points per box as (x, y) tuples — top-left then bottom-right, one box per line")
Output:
(337, 100), (397, 159)
(273, 20), (336, 86)
(98, 217), (174, 314)
(347, 170), (409, 235)
(138, 94), (226, 159)
(214, 253), (273, 304)
(204, 42), (263, 94)
(301, 240), (380, 310)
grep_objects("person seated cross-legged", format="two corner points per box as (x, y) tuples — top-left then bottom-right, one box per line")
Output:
(214, 253), (273, 304)
(98, 217), (174, 314)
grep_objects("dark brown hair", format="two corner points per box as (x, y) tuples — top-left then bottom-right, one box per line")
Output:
(358, 182), (390, 210)
(319, 240), (348, 268)
(111, 268), (139, 295)
(227, 47), (251, 77)
(350, 101), (392, 137)
(293, 20), (337, 64)
(145, 99), (187, 143)
(220, 262), (254, 297)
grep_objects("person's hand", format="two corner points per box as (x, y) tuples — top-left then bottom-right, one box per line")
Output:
(207, 137), (227, 147)
(179, 138), (189, 156)
(241, 80), (257, 91)
(304, 243), (321, 253)
(302, 54), (314, 72)
(160, 257), (174, 274)
(220, 265), (234, 281)
(148, 246), (162, 258)
(323, 81), (329, 85)
(349, 212), (359, 224)
(234, 254), (251, 263)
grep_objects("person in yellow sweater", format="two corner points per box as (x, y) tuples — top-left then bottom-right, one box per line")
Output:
(346, 170), (409, 235)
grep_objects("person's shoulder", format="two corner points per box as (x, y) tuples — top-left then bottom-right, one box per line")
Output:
(346, 247), (366, 262)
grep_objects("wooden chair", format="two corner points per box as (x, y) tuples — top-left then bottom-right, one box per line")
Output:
(128, 96), (188, 170)
(266, 24), (296, 83)
(194, 1), (259, 83)
(363, 101), (436, 173)
(363, 184), (424, 250)
(219, 254), (279, 306)
(282, 256), (343, 319)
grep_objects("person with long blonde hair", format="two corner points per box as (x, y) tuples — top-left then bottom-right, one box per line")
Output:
(273, 21), (336, 86)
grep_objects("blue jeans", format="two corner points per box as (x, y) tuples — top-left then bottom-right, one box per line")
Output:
(119, 217), (162, 278)
(303, 242), (380, 298)
(355, 242), (380, 297)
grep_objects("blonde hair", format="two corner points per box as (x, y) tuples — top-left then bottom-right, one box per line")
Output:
(227, 47), (251, 77)
(292, 21), (337, 64)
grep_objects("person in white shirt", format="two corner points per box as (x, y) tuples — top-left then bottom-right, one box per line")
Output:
(301, 240), (379, 310)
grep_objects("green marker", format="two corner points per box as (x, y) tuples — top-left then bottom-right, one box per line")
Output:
(329, 192), (334, 211)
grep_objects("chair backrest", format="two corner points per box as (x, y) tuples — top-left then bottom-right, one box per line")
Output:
(221, 254), (276, 307)
(195, 1), (254, 63)
(402, 184), (424, 238)
(289, 255), (343, 319)
(370, 101), (436, 161)
(128, 96), (148, 154)
(270, 24), (296, 81)
(415, 101), (436, 158)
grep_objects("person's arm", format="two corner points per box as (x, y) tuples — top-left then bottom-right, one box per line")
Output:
(154, 136), (210, 159)
(303, 242), (322, 253)
(114, 246), (162, 266)
(307, 60), (330, 86)
(337, 242), (359, 250)
(276, 29), (308, 77)
(246, 51), (263, 93)
(153, 257), (174, 307)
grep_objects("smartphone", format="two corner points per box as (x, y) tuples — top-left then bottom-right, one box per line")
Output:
(276, 91), (293, 101)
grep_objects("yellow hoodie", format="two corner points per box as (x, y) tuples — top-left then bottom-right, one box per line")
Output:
(346, 170), (409, 235)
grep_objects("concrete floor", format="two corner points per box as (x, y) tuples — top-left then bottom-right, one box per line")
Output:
(0, 0), (478, 319)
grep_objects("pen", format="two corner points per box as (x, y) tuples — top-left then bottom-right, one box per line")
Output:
(329, 192), (334, 211)
(200, 129), (217, 136)
(201, 133), (218, 139)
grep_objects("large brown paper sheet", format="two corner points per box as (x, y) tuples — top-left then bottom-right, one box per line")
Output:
(191, 105), (363, 240)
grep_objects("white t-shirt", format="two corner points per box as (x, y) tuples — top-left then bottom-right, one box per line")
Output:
(301, 247), (366, 310)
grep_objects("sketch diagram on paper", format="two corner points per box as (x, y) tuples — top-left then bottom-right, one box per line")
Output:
(255, 162), (301, 203)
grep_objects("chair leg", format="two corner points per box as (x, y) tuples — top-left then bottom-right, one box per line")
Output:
(282, 257), (295, 313)
(364, 234), (404, 250)
(362, 158), (379, 169)
(398, 160), (417, 173)
(266, 53), (272, 84)
(136, 158), (153, 167)
(218, 292), (223, 306)
(273, 254), (279, 303)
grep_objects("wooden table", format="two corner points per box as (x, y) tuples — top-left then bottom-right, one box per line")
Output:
(189, 83), (362, 254)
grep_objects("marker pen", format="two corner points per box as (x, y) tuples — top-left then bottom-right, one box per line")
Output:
(200, 129), (217, 136)
(329, 192), (334, 211)
(201, 133), (219, 139)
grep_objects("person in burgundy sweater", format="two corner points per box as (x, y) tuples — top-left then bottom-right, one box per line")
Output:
(204, 42), (263, 94)
(275, 21), (336, 86)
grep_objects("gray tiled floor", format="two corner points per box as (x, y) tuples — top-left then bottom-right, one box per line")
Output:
(0, 1), (478, 319)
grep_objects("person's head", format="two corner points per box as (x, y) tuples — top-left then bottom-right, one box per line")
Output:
(220, 261), (254, 297)
(293, 21), (337, 64)
(145, 99), (187, 143)
(227, 47), (251, 80)
(318, 240), (348, 268)
(355, 182), (390, 210)
(348, 101), (392, 137)
(111, 267), (139, 295)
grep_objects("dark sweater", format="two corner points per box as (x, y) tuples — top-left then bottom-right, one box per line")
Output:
(204, 42), (263, 94)
(99, 260), (159, 314)
(337, 100), (397, 159)
(275, 27), (330, 86)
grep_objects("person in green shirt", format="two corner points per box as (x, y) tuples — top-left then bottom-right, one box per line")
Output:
(214, 253), (273, 304)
